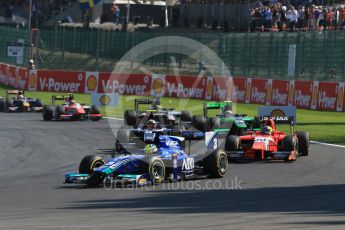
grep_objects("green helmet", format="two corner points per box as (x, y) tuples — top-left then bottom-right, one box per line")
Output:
(144, 144), (158, 155)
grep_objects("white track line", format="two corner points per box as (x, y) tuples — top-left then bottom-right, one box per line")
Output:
(310, 141), (345, 149)
(104, 117), (124, 120)
(103, 117), (345, 149)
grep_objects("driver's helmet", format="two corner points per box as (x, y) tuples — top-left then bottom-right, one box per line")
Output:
(69, 99), (76, 105)
(146, 119), (157, 129)
(17, 91), (24, 99)
(224, 110), (233, 118)
(223, 104), (232, 112)
(67, 94), (74, 102)
(262, 126), (273, 135)
(144, 144), (158, 155)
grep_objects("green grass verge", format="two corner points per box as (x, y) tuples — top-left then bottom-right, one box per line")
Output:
(1, 85), (345, 145)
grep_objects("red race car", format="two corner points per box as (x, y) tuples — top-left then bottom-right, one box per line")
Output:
(42, 94), (102, 121)
(225, 116), (310, 162)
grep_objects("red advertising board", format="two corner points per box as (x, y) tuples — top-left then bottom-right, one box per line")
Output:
(6, 65), (17, 87)
(293, 80), (313, 109)
(3, 62), (345, 112)
(317, 81), (338, 111)
(98, 73), (150, 95)
(0, 63), (7, 84)
(16, 67), (28, 90)
(0, 64), (27, 89)
(250, 78), (267, 104)
(212, 77), (231, 101)
(270, 80), (290, 106)
(36, 70), (85, 93)
(165, 75), (206, 100)
(232, 77), (246, 103)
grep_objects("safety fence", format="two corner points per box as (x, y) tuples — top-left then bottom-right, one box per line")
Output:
(2, 26), (345, 81)
(1, 62), (344, 112)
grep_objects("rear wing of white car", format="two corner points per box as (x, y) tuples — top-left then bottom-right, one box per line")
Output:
(6, 90), (24, 99)
(134, 98), (161, 112)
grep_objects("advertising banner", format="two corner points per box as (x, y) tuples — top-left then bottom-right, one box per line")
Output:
(317, 81), (338, 111)
(212, 77), (231, 101)
(36, 70), (85, 93)
(165, 75), (206, 100)
(98, 73), (150, 95)
(293, 80), (313, 109)
(232, 77), (246, 103)
(250, 78), (267, 104)
(270, 79), (290, 106)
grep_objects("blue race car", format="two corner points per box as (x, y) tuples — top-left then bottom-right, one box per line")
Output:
(64, 128), (228, 186)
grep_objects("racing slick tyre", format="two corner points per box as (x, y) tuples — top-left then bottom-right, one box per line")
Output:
(124, 110), (137, 126)
(192, 115), (207, 132)
(296, 131), (310, 156)
(35, 99), (43, 107)
(42, 105), (54, 121)
(117, 128), (130, 143)
(203, 150), (228, 178)
(12, 100), (24, 112)
(208, 117), (220, 131)
(282, 135), (297, 152)
(55, 106), (64, 120)
(0, 98), (4, 112)
(225, 135), (240, 151)
(116, 128), (131, 152)
(141, 156), (166, 184)
(91, 105), (101, 121)
(79, 155), (105, 174)
(181, 110), (192, 122)
(79, 155), (106, 186)
(5, 99), (13, 112)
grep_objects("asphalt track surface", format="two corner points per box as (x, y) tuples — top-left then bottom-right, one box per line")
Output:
(1, 113), (345, 230)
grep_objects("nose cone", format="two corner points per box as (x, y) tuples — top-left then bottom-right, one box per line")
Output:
(252, 142), (267, 150)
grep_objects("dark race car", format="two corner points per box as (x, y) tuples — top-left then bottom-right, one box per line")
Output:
(123, 98), (193, 129)
(0, 90), (43, 112)
(64, 128), (228, 187)
(192, 101), (260, 135)
(225, 116), (310, 162)
(42, 94), (102, 121)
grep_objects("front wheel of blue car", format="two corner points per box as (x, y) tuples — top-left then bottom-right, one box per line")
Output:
(142, 156), (165, 184)
(79, 155), (105, 174)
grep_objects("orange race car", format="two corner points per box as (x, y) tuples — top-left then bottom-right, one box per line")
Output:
(224, 116), (310, 162)
(42, 94), (102, 121)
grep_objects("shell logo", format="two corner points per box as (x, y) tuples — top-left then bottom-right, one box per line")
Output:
(270, 109), (286, 117)
(100, 95), (111, 105)
(29, 72), (37, 89)
(206, 79), (213, 97)
(337, 86), (344, 109)
(152, 77), (164, 95)
(87, 75), (97, 91)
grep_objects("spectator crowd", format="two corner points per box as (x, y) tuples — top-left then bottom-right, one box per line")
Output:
(1, 0), (75, 25)
(250, 2), (345, 32)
